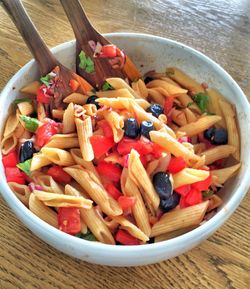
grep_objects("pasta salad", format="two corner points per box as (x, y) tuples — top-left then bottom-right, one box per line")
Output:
(1, 65), (241, 245)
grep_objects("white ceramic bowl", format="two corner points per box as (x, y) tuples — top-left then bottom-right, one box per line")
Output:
(1, 33), (250, 267)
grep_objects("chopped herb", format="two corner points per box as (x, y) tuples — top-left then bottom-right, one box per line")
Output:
(202, 190), (214, 198)
(17, 158), (32, 175)
(14, 98), (32, 104)
(19, 115), (39, 133)
(75, 230), (96, 241)
(79, 50), (95, 73)
(40, 74), (52, 86)
(192, 92), (209, 113)
(187, 102), (194, 107)
(102, 81), (113, 91)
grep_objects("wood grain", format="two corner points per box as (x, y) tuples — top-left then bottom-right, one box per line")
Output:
(0, 0), (250, 288)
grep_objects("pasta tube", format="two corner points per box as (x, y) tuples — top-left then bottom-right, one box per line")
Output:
(20, 81), (40, 95)
(103, 110), (124, 143)
(40, 148), (75, 166)
(63, 103), (75, 133)
(199, 145), (236, 165)
(30, 153), (52, 171)
(63, 92), (88, 105)
(211, 163), (241, 185)
(8, 182), (31, 207)
(96, 88), (135, 99)
(106, 78), (140, 98)
(146, 79), (188, 95)
(44, 133), (79, 149)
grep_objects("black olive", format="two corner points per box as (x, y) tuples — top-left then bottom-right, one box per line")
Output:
(146, 104), (164, 118)
(153, 172), (172, 200)
(140, 121), (155, 139)
(20, 141), (36, 163)
(86, 95), (100, 109)
(160, 192), (180, 212)
(144, 76), (153, 84)
(124, 118), (139, 139)
(204, 127), (216, 140)
(211, 128), (228, 145)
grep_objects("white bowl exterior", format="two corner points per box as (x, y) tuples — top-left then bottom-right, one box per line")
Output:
(0, 33), (250, 266)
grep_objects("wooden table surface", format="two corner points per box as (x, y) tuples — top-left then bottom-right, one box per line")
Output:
(0, 0), (249, 288)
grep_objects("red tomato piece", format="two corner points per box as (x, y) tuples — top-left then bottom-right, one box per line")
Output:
(98, 120), (113, 138)
(117, 138), (153, 156)
(35, 120), (59, 147)
(191, 173), (212, 191)
(5, 167), (25, 184)
(167, 156), (186, 174)
(2, 151), (18, 168)
(100, 45), (117, 58)
(90, 135), (115, 158)
(164, 96), (174, 115)
(58, 207), (81, 235)
(179, 195), (188, 208)
(175, 184), (191, 197)
(47, 165), (72, 183)
(151, 143), (164, 159)
(69, 79), (79, 92)
(96, 161), (122, 182)
(185, 188), (202, 206)
(118, 196), (136, 210)
(105, 183), (122, 200)
(115, 229), (140, 245)
(139, 154), (148, 168)
(36, 84), (51, 104)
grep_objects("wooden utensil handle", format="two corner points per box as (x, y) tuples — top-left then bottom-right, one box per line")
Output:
(60, 0), (108, 45)
(0, 0), (58, 75)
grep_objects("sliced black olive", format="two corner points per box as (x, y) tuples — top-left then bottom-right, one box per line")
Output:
(124, 118), (139, 139)
(146, 104), (164, 118)
(211, 128), (228, 145)
(160, 192), (180, 212)
(140, 121), (155, 139)
(86, 95), (100, 109)
(204, 127), (216, 140)
(19, 140), (36, 163)
(153, 172), (172, 200)
(144, 76), (153, 84)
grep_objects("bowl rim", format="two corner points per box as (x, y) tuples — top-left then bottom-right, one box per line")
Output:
(1, 32), (250, 255)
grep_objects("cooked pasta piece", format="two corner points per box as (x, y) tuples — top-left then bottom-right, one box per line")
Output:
(29, 193), (58, 228)
(30, 153), (52, 171)
(20, 81), (40, 95)
(146, 79), (188, 95)
(52, 109), (64, 120)
(33, 190), (93, 208)
(131, 79), (148, 99)
(199, 145), (236, 165)
(63, 92), (88, 105)
(193, 143), (206, 154)
(97, 97), (132, 110)
(112, 216), (149, 242)
(128, 149), (160, 211)
(17, 102), (34, 116)
(205, 194), (223, 212)
(103, 110), (124, 143)
(106, 78), (140, 98)
(40, 148), (75, 166)
(177, 93), (201, 114)
(150, 201), (209, 237)
(96, 88), (135, 99)
(82, 104), (97, 116)
(13, 123), (25, 138)
(64, 165), (122, 216)
(219, 99), (240, 160)
(75, 117), (94, 161)
(44, 133), (79, 149)
(171, 108), (187, 126)
(8, 182), (31, 207)
(178, 115), (222, 137)
(147, 88), (165, 106)
(166, 67), (205, 94)
(63, 102), (75, 133)
(211, 163), (241, 185)
(1, 134), (18, 155)
(34, 175), (64, 194)
(3, 110), (19, 137)
(172, 168), (210, 188)
(154, 226), (197, 242)
(183, 108), (197, 123)
(134, 99), (151, 110)
(37, 103), (46, 121)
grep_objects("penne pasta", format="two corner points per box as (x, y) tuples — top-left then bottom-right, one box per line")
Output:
(134, 99), (151, 110)
(103, 110), (124, 143)
(154, 226), (197, 242)
(132, 79), (148, 99)
(183, 108), (197, 123)
(37, 103), (46, 121)
(63, 103), (75, 133)
(205, 194), (223, 212)
(211, 163), (241, 185)
(29, 193), (58, 228)
(44, 133), (79, 149)
(63, 92), (88, 105)
(30, 153), (52, 171)
(172, 168), (210, 189)
(96, 88), (135, 99)
(177, 93), (201, 114)
(150, 201), (209, 237)
(147, 88), (165, 106)
(147, 79), (188, 95)
(3, 110), (19, 137)
(1, 134), (18, 155)
(20, 81), (40, 95)
(40, 147), (75, 166)
(199, 145), (236, 165)
(171, 108), (187, 126)
(177, 115), (222, 137)
(106, 78), (140, 98)
(8, 182), (31, 207)
(52, 109), (64, 120)
(17, 102), (34, 116)
(82, 104), (97, 116)
(34, 175), (64, 195)
(75, 117), (94, 161)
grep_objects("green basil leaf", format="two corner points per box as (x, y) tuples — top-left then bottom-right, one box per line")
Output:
(102, 81), (113, 91)
(192, 92), (209, 113)
(20, 115), (39, 132)
(79, 50), (95, 73)
(40, 74), (52, 86)
(76, 231), (96, 241)
(202, 190), (214, 198)
(17, 159), (32, 175)
(14, 98), (32, 104)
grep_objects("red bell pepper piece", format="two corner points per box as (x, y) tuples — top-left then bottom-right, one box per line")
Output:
(100, 44), (117, 58)
(98, 120), (113, 138)
(117, 138), (153, 156)
(164, 96), (174, 115)
(191, 173), (212, 191)
(2, 151), (18, 168)
(175, 184), (191, 197)
(168, 156), (186, 174)
(69, 79), (79, 92)
(185, 188), (202, 206)
(115, 229), (140, 245)
(118, 196), (136, 210)
(105, 183), (122, 200)
(47, 165), (72, 183)
(96, 161), (122, 182)
(179, 195), (188, 208)
(58, 207), (81, 235)
(151, 143), (164, 159)
(36, 84), (51, 104)
(35, 119), (59, 147)
(5, 167), (25, 184)
(90, 135), (115, 158)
